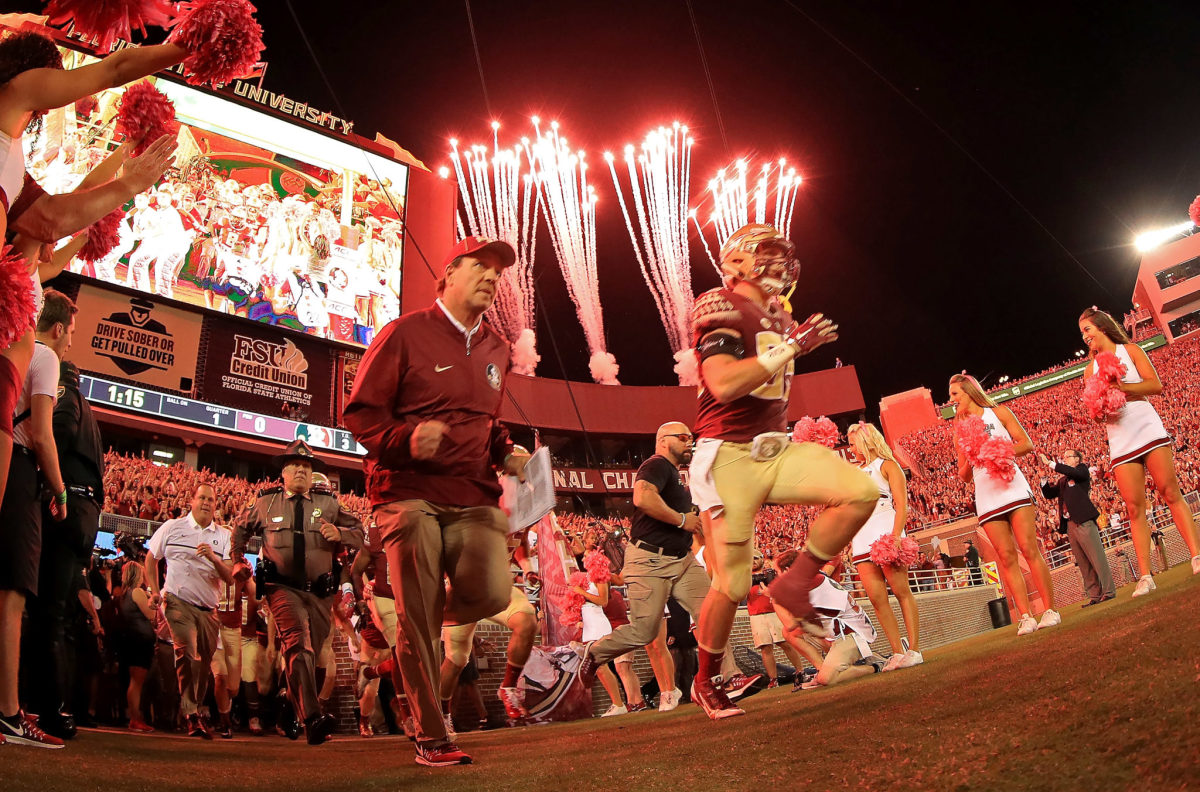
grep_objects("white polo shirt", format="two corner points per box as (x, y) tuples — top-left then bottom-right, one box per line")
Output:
(147, 512), (232, 610)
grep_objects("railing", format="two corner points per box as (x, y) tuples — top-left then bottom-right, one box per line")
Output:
(1039, 490), (1198, 570)
(98, 513), (162, 538)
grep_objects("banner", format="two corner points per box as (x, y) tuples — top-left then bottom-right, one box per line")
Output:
(200, 318), (333, 424)
(550, 467), (690, 494)
(66, 284), (201, 392)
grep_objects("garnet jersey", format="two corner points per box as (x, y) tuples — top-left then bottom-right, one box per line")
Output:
(692, 287), (794, 442)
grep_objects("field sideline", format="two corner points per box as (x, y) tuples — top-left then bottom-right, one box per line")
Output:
(6, 565), (1198, 792)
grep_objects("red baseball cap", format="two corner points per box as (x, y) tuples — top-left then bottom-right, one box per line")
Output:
(443, 236), (516, 270)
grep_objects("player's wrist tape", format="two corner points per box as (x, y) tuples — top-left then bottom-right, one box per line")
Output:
(55, 490), (68, 505)
(341, 582), (354, 596)
(756, 342), (795, 375)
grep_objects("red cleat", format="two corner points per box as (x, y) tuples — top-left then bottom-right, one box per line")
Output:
(690, 676), (744, 720)
(768, 552), (829, 638)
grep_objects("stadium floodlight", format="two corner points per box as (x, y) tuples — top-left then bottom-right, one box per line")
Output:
(1134, 220), (1194, 253)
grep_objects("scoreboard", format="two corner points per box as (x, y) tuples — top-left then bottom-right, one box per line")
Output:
(81, 374), (365, 457)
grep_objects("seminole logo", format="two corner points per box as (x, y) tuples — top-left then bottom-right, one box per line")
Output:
(229, 335), (309, 389)
(90, 298), (175, 375)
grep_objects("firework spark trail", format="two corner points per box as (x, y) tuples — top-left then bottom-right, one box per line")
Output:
(447, 126), (540, 373)
(698, 157), (802, 259)
(527, 120), (618, 384)
(604, 123), (696, 383)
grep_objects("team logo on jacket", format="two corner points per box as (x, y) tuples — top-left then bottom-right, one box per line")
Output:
(485, 363), (501, 391)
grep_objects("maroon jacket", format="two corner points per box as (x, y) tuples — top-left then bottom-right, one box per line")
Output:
(344, 304), (513, 508)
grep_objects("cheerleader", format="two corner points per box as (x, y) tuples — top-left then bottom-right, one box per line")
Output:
(1078, 307), (1200, 594)
(949, 374), (1059, 636)
(573, 531), (647, 717)
(845, 422), (922, 669)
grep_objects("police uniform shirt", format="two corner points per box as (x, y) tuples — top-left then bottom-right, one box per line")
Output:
(147, 513), (232, 610)
(235, 486), (364, 585)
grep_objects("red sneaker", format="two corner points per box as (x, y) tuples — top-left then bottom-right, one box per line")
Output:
(689, 676), (744, 720)
(723, 672), (767, 701)
(0, 711), (65, 749)
(497, 686), (527, 722)
(415, 741), (473, 767)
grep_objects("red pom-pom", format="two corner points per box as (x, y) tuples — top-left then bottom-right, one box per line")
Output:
(868, 535), (921, 569)
(584, 550), (610, 584)
(79, 208), (125, 262)
(1190, 195), (1200, 228)
(116, 82), (179, 156)
(0, 246), (36, 350)
(1081, 351), (1128, 421)
(955, 414), (1016, 483)
(868, 535), (898, 567)
(562, 570), (590, 632)
(168, 0), (265, 88)
(792, 416), (839, 448)
(44, 0), (176, 52)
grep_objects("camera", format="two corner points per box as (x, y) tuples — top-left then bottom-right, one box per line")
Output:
(751, 567), (777, 587)
(114, 531), (148, 562)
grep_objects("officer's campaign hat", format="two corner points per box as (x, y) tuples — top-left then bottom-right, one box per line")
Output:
(272, 438), (326, 471)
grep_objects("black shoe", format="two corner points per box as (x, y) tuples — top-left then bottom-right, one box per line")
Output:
(305, 713), (336, 746)
(187, 714), (212, 740)
(73, 713), (98, 729)
(1081, 599), (1101, 608)
(1100, 593), (1116, 602)
(39, 710), (77, 740)
(277, 691), (301, 741)
(216, 715), (233, 739)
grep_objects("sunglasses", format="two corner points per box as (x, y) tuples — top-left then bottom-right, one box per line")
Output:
(664, 433), (694, 441)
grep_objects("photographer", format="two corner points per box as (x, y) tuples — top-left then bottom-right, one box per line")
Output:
(747, 552), (806, 688)
(1039, 449), (1114, 606)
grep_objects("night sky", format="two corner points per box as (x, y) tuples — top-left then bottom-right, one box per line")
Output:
(17, 2), (1200, 416)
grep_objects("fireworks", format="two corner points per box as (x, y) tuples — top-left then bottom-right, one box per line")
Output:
(446, 123), (540, 374)
(604, 122), (697, 384)
(528, 119), (619, 384)
(696, 157), (802, 268)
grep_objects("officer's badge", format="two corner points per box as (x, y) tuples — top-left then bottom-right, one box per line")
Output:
(485, 363), (501, 391)
(312, 508), (322, 519)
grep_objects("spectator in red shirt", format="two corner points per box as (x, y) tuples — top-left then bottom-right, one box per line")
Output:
(746, 553), (808, 688)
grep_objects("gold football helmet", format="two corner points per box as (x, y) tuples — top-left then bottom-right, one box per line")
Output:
(718, 223), (799, 296)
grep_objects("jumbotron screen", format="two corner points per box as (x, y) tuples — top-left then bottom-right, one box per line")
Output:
(28, 53), (407, 346)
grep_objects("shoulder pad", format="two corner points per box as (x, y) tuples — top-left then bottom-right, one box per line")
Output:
(257, 485), (284, 497)
(692, 288), (743, 340)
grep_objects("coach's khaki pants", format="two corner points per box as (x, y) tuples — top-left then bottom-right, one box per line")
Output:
(163, 593), (219, 717)
(375, 499), (510, 743)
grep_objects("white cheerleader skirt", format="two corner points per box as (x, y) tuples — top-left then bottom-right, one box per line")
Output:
(973, 465), (1034, 523)
(1105, 399), (1171, 468)
(581, 603), (612, 643)
(850, 501), (900, 563)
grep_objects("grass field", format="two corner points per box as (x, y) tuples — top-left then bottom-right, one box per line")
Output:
(6, 565), (1199, 792)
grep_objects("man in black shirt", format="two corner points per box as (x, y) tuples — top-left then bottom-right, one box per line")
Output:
(578, 422), (712, 710)
(23, 360), (104, 739)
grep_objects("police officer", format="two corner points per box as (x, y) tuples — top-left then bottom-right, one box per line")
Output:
(232, 439), (363, 745)
(24, 360), (104, 739)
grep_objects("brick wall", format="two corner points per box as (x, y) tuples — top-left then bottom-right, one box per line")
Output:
(327, 526), (1192, 732)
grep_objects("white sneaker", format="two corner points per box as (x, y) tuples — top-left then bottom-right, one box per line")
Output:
(601, 704), (628, 717)
(1132, 575), (1156, 598)
(1191, 555), (1200, 575)
(657, 688), (681, 712)
(896, 649), (924, 668)
(1038, 609), (1061, 629)
(442, 712), (457, 740)
(1016, 614), (1038, 636)
(880, 653), (904, 672)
